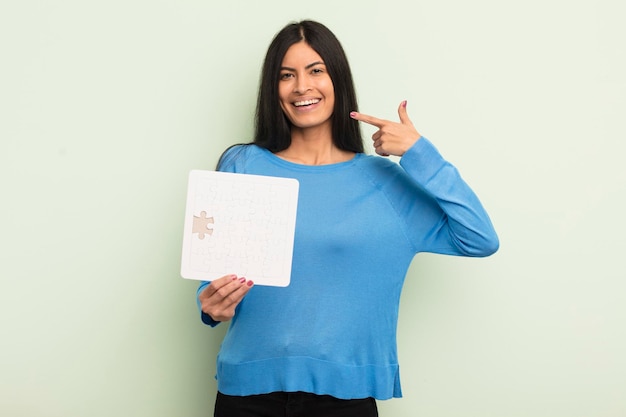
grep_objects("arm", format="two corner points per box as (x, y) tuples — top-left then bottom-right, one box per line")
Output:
(399, 137), (499, 256)
(351, 101), (499, 256)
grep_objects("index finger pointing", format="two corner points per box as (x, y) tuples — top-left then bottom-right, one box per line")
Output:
(350, 111), (385, 128)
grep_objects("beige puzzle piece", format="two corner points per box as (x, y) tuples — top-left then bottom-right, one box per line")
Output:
(192, 211), (214, 239)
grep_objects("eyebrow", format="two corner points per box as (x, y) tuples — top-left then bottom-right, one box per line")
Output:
(280, 61), (326, 72)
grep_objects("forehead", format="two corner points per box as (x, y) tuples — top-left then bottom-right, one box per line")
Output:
(281, 41), (324, 67)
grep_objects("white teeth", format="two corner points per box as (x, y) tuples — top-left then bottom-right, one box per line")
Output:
(294, 99), (320, 107)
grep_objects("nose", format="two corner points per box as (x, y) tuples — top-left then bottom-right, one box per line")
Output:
(293, 74), (311, 94)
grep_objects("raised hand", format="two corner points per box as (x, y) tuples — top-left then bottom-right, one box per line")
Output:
(198, 274), (254, 322)
(350, 100), (421, 157)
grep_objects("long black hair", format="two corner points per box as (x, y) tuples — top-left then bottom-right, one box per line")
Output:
(253, 20), (364, 153)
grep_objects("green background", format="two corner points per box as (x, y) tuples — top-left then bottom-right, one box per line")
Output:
(2, 0), (625, 416)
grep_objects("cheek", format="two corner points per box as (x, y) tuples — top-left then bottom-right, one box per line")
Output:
(322, 79), (335, 104)
(279, 100), (288, 114)
(278, 97), (289, 117)
(277, 97), (294, 123)
(278, 83), (289, 101)
(324, 88), (336, 111)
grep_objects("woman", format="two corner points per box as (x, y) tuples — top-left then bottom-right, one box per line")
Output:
(197, 20), (499, 417)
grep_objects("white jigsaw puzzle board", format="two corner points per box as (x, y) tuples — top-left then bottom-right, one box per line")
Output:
(181, 170), (299, 287)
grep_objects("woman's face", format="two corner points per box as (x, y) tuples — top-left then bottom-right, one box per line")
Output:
(278, 41), (335, 133)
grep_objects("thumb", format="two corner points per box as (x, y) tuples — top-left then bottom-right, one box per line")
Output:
(398, 100), (412, 125)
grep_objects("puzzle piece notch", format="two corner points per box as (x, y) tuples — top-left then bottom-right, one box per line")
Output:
(192, 211), (214, 240)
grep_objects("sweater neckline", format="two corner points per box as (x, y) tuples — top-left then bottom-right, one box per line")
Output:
(258, 146), (364, 172)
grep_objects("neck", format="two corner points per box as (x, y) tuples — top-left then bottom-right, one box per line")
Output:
(276, 125), (354, 165)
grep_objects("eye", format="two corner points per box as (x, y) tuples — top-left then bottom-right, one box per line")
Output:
(311, 67), (324, 75)
(280, 72), (294, 80)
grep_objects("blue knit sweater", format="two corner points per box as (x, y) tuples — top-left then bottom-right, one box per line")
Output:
(197, 137), (498, 400)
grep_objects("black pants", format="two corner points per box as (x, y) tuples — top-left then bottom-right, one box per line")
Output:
(214, 391), (379, 417)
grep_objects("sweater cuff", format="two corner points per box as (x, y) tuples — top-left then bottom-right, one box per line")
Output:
(201, 311), (221, 327)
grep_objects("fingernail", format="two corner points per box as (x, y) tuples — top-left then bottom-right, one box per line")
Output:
(246, 280), (254, 287)
(231, 275), (238, 280)
(239, 277), (246, 283)
(402, 100), (407, 108)
(350, 111), (357, 118)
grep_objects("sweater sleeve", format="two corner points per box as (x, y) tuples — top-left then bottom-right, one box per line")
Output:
(195, 145), (249, 327)
(398, 137), (499, 257)
(197, 281), (220, 327)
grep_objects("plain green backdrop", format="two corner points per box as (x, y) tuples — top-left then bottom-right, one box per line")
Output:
(1, 0), (625, 416)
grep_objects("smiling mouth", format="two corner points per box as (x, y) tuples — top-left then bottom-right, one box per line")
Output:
(293, 99), (321, 107)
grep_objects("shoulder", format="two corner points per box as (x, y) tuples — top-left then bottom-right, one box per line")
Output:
(355, 153), (405, 183)
(357, 153), (399, 169)
(354, 153), (429, 203)
(217, 144), (267, 172)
